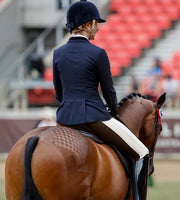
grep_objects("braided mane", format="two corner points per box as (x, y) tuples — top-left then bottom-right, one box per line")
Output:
(118, 93), (147, 108)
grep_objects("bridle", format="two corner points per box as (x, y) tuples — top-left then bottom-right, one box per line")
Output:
(140, 104), (162, 159)
(117, 93), (162, 160)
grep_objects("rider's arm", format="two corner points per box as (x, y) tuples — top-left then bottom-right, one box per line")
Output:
(96, 49), (118, 113)
(53, 50), (63, 102)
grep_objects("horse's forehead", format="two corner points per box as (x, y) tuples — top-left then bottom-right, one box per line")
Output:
(40, 126), (89, 163)
(133, 97), (153, 111)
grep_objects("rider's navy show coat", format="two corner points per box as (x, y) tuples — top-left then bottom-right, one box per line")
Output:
(53, 36), (117, 125)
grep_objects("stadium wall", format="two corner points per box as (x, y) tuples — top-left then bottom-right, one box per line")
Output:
(0, 110), (180, 157)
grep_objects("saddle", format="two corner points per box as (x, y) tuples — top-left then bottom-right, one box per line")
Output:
(79, 130), (133, 179)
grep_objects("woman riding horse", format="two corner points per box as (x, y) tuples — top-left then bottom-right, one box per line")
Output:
(4, 1), (166, 200)
(5, 93), (166, 200)
(53, 0), (150, 199)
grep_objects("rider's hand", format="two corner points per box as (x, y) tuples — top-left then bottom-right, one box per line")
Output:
(110, 108), (118, 118)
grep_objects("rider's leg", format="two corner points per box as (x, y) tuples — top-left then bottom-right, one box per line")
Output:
(101, 118), (150, 200)
(132, 154), (149, 200)
(88, 118), (149, 160)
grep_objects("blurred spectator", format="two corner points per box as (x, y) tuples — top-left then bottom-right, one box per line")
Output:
(58, 0), (72, 9)
(139, 57), (163, 101)
(128, 74), (139, 93)
(27, 53), (45, 80)
(162, 75), (179, 108)
(139, 75), (162, 102)
(147, 57), (162, 77)
(36, 106), (56, 128)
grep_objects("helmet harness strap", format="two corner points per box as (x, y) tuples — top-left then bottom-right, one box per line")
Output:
(88, 20), (96, 40)
(72, 20), (96, 40)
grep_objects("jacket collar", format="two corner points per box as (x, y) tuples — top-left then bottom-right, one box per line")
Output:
(71, 34), (89, 40)
(68, 36), (89, 42)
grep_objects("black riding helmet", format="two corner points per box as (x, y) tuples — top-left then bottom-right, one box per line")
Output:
(66, 0), (106, 33)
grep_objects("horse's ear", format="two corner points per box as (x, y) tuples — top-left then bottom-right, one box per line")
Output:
(157, 93), (166, 108)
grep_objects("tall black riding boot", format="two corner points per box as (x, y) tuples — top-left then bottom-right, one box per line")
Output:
(132, 154), (149, 200)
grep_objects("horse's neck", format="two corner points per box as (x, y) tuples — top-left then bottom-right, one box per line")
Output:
(118, 104), (146, 137)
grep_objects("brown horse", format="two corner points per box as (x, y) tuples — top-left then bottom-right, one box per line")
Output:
(5, 93), (166, 200)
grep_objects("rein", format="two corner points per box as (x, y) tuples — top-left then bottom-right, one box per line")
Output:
(140, 104), (161, 156)
(118, 93), (162, 158)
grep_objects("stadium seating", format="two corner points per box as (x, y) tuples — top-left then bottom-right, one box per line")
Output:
(92, 0), (180, 77)
(28, 0), (180, 105)
(144, 23), (162, 39)
(172, 51), (180, 67)
(164, 6), (180, 21)
(161, 61), (173, 77)
(28, 88), (56, 106)
(109, 0), (125, 11)
(44, 67), (53, 82)
(28, 68), (56, 106)
(162, 51), (180, 79)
